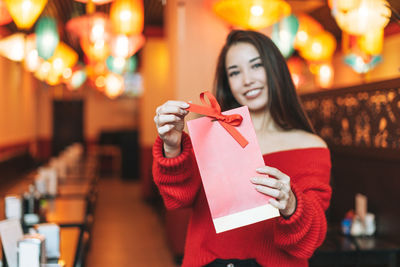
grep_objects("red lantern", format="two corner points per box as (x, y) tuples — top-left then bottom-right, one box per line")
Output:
(66, 13), (111, 43)
(0, 0), (12, 25)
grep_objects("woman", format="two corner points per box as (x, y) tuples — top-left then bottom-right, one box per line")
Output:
(153, 30), (331, 267)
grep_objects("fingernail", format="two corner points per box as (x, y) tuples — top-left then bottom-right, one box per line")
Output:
(256, 168), (263, 172)
(250, 177), (257, 182)
(182, 102), (190, 108)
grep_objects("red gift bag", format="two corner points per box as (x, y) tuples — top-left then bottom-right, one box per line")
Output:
(187, 92), (279, 233)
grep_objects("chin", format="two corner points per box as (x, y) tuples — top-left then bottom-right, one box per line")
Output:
(242, 99), (267, 112)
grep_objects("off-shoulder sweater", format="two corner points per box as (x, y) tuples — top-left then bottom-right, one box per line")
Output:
(152, 132), (331, 267)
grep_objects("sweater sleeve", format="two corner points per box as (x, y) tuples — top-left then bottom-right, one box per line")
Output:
(152, 132), (202, 209)
(273, 150), (332, 259)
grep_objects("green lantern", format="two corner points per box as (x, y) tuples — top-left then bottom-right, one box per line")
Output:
(35, 17), (59, 60)
(106, 56), (126, 75)
(344, 54), (382, 73)
(125, 55), (138, 73)
(272, 14), (299, 58)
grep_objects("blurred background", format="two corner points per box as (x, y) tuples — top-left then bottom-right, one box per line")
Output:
(0, 0), (399, 267)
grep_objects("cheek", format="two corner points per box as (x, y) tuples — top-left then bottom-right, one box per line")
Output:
(228, 77), (241, 93)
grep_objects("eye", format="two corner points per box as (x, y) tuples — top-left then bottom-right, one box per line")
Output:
(252, 63), (263, 69)
(228, 71), (240, 77)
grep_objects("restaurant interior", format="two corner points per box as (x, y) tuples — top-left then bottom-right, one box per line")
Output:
(0, 0), (399, 266)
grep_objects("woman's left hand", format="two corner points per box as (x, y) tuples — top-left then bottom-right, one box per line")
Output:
(251, 166), (297, 218)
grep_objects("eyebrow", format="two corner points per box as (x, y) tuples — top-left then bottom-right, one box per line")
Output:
(227, 56), (261, 70)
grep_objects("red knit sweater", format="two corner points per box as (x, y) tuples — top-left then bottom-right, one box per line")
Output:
(153, 132), (331, 267)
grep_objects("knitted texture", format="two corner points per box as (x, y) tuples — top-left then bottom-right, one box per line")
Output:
(152, 132), (331, 267)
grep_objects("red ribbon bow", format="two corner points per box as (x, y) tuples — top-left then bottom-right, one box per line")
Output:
(186, 91), (249, 148)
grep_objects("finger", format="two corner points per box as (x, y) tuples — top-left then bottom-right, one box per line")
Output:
(157, 114), (182, 127)
(251, 177), (281, 188)
(255, 185), (281, 199)
(269, 198), (286, 210)
(158, 105), (189, 117)
(165, 100), (190, 109)
(158, 124), (175, 135)
(256, 166), (290, 182)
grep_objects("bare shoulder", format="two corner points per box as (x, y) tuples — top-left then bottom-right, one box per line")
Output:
(287, 129), (328, 149)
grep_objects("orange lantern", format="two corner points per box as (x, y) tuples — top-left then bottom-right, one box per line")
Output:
(34, 60), (51, 81)
(299, 31), (336, 62)
(44, 42), (78, 85)
(49, 42), (78, 74)
(334, 0), (391, 35)
(212, 0), (291, 30)
(358, 28), (383, 55)
(81, 38), (110, 62)
(294, 14), (323, 51)
(110, 0), (144, 35)
(4, 0), (48, 29)
(315, 62), (334, 88)
(0, 0), (12, 25)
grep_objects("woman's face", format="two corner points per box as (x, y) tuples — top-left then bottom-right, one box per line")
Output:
(225, 42), (268, 112)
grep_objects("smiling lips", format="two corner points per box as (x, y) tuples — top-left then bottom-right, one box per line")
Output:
(244, 88), (262, 99)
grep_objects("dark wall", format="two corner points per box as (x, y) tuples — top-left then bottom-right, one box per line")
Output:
(52, 100), (84, 156)
(0, 152), (37, 191)
(301, 78), (400, 243)
(98, 130), (140, 179)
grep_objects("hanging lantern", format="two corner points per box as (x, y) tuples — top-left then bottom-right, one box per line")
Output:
(299, 31), (336, 62)
(47, 42), (78, 83)
(212, 0), (291, 30)
(106, 56), (126, 74)
(315, 62), (334, 88)
(81, 38), (110, 62)
(110, 34), (144, 58)
(294, 14), (323, 51)
(106, 55), (138, 74)
(0, 0), (12, 25)
(286, 56), (304, 89)
(4, 0), (48, 29)
(125, 55), (138, 73)
(344, 53), (382, 73)
(24, 34), (41, 72)
(74, 0), (113, 4)
(333, 0), (391, 35)
(66, 13), (111, 43)
(271, 14), (299, 58)
(0, 33), (26, 62)
(65, 65), (87, 90)
(104, 72), (124, 99)
(110, 0), (144, 35)
(34, 60), (51, 81)
(328, 0), (361, 15)
(358, 28), (383, 55)
(35, 17), (59, 60)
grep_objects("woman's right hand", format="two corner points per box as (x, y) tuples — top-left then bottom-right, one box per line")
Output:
(154, 101), (190, 158)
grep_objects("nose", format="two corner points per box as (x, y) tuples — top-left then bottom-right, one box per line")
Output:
(242, 69), (254, 86)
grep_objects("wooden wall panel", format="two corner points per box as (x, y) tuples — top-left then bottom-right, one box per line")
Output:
(301, 78), (400, 243)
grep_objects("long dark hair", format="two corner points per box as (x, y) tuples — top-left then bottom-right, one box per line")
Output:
(214, 30), (315, 134)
